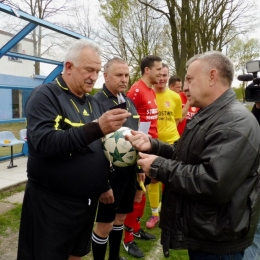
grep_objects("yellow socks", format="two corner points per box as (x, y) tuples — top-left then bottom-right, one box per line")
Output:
(148, 182), (159, 216)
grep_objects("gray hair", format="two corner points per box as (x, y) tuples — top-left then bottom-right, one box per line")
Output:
(186, 51), (234, 87)
(104, 57), (127, 73)
(63, 39), (102, 67)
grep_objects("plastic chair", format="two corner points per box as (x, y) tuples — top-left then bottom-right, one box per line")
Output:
(20, 129), (27, 142)
(0, 131), (25, 169)
(20, 129), (28, 156)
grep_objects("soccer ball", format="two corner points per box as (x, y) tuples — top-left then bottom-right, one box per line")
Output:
(102, 127), (137, 167)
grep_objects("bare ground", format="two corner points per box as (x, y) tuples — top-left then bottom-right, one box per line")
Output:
(0, 231), (163, 260)
(0, 230), (18, 260)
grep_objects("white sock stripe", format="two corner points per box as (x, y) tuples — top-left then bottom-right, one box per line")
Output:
(151, 208), (159, 213)
(92, 233), (109, 244)
(112, 225), (124, 231)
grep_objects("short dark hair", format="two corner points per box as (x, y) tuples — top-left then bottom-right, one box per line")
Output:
(168, 75), (181, 86)
(140, 55), (162, 75)
(162, 63), (169, 69)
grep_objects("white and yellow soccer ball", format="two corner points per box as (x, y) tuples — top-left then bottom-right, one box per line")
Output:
(102, 127), (137, 167)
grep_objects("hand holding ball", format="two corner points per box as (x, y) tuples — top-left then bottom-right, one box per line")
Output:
(102, 127), (137, 167)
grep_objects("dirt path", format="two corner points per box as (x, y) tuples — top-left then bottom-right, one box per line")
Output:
(0, 191), (24, 260)
(0, 231), (18, 260)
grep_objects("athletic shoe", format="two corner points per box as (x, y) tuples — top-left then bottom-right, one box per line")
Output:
(122, 241), (144, 258)
(146, 216), (160, 229)
(133, 228), (156, 240)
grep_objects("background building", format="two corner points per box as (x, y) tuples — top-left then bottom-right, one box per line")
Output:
(0, 30), (42, 121)
(0, 30), (34, 77)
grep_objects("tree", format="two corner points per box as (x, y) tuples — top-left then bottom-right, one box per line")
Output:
(2, 0), (72, 75)
(137, 0), (258, 80)
(228, 37), (260, 72)
(232, 84), (244, 102)
(55, 0), (99, 61)
(98, 0), (166, 85)
(228, 37), (260, 103)
(59, 0), (98, 40)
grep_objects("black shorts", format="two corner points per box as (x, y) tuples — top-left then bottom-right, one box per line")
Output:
(96, 165), (137, 223)
(17, 181), (98, 260)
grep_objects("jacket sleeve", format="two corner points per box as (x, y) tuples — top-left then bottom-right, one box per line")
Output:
(149, 125), (260, 205)
(149, 138), (178, 159)
(26, 87), (104, 157)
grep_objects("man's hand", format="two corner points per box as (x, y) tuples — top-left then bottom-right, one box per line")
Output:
(138, 152), (158, 177)
(99, 108), (131, 135)
(99, 189), (114, 204)
(134, 189), (144, 203)
(137, 172), (145, 183)
(255, 102), (260, 109)
(137, 173), (146, 192)
(125, 130), (151, 152)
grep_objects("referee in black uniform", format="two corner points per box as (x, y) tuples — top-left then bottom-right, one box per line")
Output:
(17, 41), (131, 260)
(92, 58), (145, 260)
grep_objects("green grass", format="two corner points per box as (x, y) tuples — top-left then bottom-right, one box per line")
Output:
(112, 196), (188, 260)
(82, 184), (188, 260)
(0, 205), (22, 236)
(0, 182), (188, 259)
(0, 184), (25, 237)
(0, 123), (189, 259)
(0, 122), (26, 157)
(0, 183), (26, 201)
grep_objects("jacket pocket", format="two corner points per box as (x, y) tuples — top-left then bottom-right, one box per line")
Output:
(183, 200), (219, 240)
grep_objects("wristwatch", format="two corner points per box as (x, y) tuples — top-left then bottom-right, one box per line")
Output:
(149, 164), (159, 178)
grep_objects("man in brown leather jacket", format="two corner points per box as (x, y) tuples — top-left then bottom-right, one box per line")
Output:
(125, 51), (260, 260)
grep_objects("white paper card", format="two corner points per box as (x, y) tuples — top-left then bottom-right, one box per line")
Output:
(138, 122), (151, 135)
(117, 93), (125, 104)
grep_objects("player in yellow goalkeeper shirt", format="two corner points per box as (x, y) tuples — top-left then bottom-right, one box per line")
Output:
(146, 63), (182, 229)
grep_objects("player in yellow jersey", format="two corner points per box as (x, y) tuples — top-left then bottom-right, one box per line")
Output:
(145, 63), (182, 229)
(155, 64), (182, 144)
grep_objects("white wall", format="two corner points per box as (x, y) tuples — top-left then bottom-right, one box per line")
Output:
(0, 31), (35, 77)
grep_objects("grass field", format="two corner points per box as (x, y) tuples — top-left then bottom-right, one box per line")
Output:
(0, 122), (27, 157)
(0, 183), (189, 260)
(0, 122), (189, 259)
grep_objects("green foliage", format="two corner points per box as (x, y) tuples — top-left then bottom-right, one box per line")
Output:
(99, 0), (130, 25)
(232, 84), (245, 102)
(89, 88), (101, 96)
(228, 37), (260, 73)
(98, 0), (165, 85)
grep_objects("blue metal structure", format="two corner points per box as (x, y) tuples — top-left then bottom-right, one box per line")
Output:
(0, 2), (89, 160)
(0, 2), (88, 85)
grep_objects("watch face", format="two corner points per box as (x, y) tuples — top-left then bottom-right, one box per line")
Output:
(149, 166), (158, 178)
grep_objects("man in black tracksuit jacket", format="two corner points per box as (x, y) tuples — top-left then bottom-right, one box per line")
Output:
(17, 40), (131, 260)
(92, 58), (150, 260)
